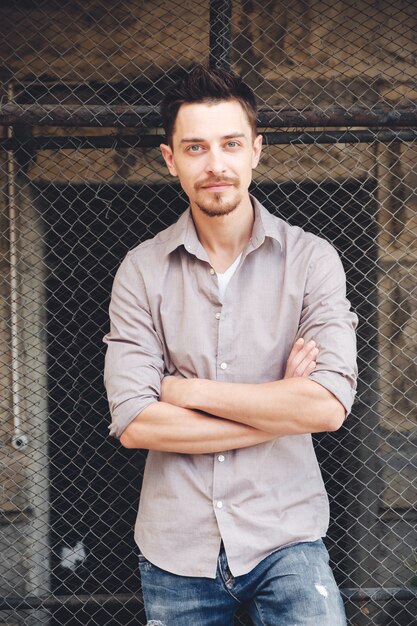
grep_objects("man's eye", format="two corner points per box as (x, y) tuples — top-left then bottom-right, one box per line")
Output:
(227, 141), (239, 148)
(187, 145), (201, 152)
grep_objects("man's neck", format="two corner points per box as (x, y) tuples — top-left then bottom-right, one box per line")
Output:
(190, 195), (254, 273)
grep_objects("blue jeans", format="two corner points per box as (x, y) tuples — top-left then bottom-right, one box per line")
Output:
(139, 540), (347, 626)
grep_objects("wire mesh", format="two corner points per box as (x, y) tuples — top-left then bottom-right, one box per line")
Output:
(0, 1), (416, 625)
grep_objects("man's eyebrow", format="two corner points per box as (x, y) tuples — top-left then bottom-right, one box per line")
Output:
(223, 133), (246, 139)
(180, 137), (205, 144)
(180, 133), (246, 144)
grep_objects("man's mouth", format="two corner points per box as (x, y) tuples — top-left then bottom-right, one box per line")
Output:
(201, 183), (232, 192)
(198, 180), (236, 192)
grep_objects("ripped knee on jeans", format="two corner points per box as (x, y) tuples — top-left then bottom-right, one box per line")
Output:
(146, 622), (166, 626)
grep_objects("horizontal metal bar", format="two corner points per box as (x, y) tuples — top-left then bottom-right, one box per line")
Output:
(0, 593), (141, 611)
(342, 587), (417, 602)
(0, 129), (415, 152)
(1, 588), (416, 611)
(259, 104), (417, 128)
(264, 129), (417, 144)
(1, 102), (417, 128)
(0, 135), (163, 150)
(0, 103), (161, 128)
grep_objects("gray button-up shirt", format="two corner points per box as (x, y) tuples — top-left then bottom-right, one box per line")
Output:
(103, 196), (358, 578)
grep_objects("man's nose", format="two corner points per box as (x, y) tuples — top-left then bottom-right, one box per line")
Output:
(205, 148), (226, 175)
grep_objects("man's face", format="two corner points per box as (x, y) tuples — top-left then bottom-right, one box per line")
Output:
(160, 100), (262, 217)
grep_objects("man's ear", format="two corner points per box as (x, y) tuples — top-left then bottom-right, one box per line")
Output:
(160, 143), (178, 177)
(251, 134), (263, 169)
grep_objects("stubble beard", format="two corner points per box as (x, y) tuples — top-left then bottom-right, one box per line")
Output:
(196, 195), (240, 217)
(195, 180), (242, 218)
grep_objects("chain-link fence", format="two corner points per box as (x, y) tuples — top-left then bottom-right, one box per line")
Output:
(0, 1), (416, 625)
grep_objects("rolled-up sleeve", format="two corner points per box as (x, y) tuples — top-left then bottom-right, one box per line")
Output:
(300, 240), (358, 416)
(103, 252), (164, 438)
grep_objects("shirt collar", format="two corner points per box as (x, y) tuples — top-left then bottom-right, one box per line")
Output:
(163, 208), (208, 260)
(163, 194), (283, 257)
(249, 195), (283, 251)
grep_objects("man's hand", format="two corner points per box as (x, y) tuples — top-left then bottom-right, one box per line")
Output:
(161, 337), (319, 407)
(284, 338), (318, 379)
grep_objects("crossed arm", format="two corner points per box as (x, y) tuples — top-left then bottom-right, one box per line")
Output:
(120, 339), (346, 453)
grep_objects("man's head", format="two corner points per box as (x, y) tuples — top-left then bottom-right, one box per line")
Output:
(160, 65), (258, 148)
(160, 66), (262, 218)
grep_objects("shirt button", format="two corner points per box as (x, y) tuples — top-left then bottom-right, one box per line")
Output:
(215, 312), (221, 320)
(220, 362), (227, 370)
(216, 501), (223, 509)
(209, 268), (215, 275)
(218, 455), (225, 462)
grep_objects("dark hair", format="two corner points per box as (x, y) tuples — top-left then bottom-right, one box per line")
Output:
(160, 65), (258, 147)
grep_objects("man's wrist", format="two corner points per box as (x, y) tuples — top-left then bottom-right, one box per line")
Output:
(161, 375), (206, 410)
(163, 376), (220, 413)
(186, 378), (216, 412)
(184, 377), (205, 410)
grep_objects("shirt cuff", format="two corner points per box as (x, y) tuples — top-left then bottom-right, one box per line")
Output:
(109, 397), (158, 439)
(308, 370), (357, 417)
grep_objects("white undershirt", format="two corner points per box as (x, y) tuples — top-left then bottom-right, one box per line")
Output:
(216, 253), (242, 304)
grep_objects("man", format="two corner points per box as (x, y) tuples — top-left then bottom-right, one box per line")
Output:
(104, 65), (357, 625)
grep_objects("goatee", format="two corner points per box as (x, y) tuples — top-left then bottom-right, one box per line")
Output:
(194, 176), (241, 217)
(196, 195), (240, 217)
